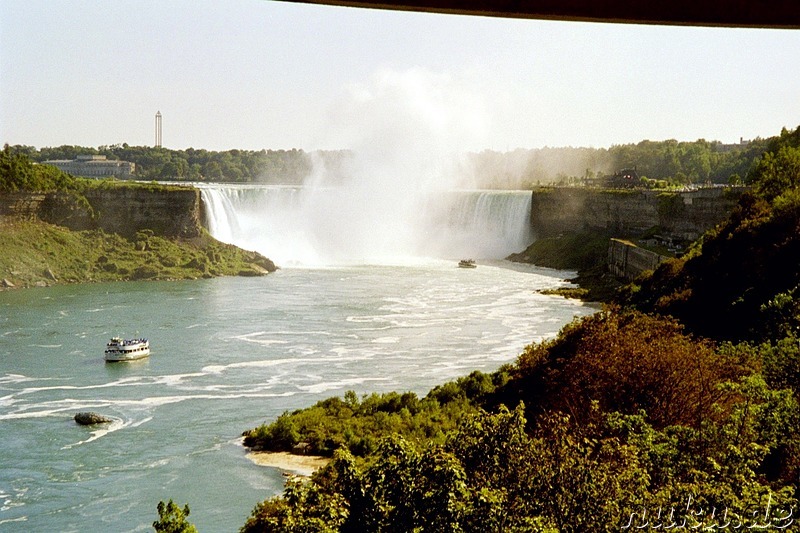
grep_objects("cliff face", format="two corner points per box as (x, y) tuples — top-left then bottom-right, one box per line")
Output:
(82, 188), (203, 238)
(0, 187), (203, 239)
(530, 187), (746, 242)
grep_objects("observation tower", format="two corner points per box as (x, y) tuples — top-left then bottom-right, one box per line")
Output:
(155, 111), (162, 148)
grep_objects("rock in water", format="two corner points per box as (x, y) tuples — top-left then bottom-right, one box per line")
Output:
(74, 412), (113, 425)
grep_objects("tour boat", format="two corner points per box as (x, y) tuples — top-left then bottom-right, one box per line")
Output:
(104, 337), (150, 362)
(458, 259), (477, 269)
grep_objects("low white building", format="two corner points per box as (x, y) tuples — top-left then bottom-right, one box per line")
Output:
(43, 155), (135, 178)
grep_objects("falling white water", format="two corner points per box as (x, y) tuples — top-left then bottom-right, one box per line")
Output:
(200, 184), (532, 266)
(202, 68), (533, 266)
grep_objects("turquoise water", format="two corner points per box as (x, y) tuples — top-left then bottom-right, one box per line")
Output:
(0, 261), (592, 531)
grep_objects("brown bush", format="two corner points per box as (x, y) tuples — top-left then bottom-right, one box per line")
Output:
(508, 307), (753, 428)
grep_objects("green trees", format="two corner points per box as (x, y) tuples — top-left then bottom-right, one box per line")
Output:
(153, 500), (198, 533)
(1, 145), (77, 192)
(8, 144), (334, 183)
(242, 375), (497, 458)
(464, 135), (773, 188)
(750, 145), (800, 202)
(242, 386), (800, 533)
(623, 128), (800, 342)
(241, 366), (799, 532)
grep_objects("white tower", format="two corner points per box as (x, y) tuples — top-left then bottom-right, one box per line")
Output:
(155, 111), (162, 148)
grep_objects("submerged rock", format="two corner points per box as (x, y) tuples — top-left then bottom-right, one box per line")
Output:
(74, 412), (113, 425)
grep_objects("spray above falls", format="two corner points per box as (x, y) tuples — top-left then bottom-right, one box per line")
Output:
(202, 68), (533, 266)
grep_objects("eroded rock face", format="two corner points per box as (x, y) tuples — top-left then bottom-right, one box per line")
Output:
(529, 187), (746, 242)
(74, 412), (113, 425)
(1, 188), (204, 239)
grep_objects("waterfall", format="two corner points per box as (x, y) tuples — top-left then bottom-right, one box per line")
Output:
(199, 184), (532, 266)
(423, 190), (533, 260)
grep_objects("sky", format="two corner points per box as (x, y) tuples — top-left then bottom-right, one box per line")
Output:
(1, 0), (799, 153)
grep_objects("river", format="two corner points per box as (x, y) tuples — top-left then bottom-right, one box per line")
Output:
(0, 185), (594, 531)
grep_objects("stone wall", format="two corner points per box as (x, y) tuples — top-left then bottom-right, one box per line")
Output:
(608, 238), (667, 281)
(0, 187), (203, 239)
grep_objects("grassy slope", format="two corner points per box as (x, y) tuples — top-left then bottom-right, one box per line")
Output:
(0, 218), (275, 289)
(507, 231), (622, 301)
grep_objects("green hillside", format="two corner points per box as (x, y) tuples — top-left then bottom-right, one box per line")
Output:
(0, 147), (276, 289)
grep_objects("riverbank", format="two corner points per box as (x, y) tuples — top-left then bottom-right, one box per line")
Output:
(0, 217), (276, 290)
(245, 451), (330, 477)
(507, 231), (622, 302)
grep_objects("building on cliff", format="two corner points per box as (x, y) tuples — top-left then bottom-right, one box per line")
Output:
(42, 155), (135, 179)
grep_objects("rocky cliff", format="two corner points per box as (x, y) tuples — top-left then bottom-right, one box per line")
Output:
(0, 186), (203, 239)
(529, 186), (747, 242)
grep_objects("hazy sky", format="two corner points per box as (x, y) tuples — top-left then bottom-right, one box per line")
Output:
(1, 0), (799, 152)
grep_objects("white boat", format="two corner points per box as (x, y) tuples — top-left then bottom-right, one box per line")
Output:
(104, 337), (150, 362)
(458, 259), (477, 269)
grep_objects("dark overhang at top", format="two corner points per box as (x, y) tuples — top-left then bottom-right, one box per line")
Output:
(277, 0), (800, 29)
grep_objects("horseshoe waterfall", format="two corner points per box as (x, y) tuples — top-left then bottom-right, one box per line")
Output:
(199, 184), (533, 266)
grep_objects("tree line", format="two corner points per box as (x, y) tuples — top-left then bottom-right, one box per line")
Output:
(8, 144), (352, 184)
(465, 136), (770, 189)
(7, 131), (776, 189)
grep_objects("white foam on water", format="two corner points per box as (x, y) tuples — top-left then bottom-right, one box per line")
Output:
(0, 516), (28, 526)
(61, 416), (126, 449)
(199, 353), (374, 375)
(296, 377), (389, 394)
(0, 373), (46, 384)
(129, 416), (153, 428)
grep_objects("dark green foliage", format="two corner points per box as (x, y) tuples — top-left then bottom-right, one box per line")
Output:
(243, 390), (798, 532)
(507, 230), (620, 301)
(153, 500), (198, 533)
(507, 231), (610, 271)
(760, 335), (800, 398)
(1, 145), (78, 192)
(242, 371), (506, 457)
(240, 304), (798, 530)
(656, 192), (685, 219)
(750, 145), (800, 201)
(622, 129), (800, 342)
